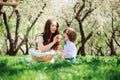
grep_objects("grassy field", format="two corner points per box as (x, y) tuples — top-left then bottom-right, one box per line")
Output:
(0, 55), (120, 80)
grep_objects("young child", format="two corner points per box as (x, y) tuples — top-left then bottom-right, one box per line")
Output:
(59, 28), (77, 62)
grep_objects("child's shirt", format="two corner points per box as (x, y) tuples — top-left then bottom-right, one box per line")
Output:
(63, 40), (77, 58)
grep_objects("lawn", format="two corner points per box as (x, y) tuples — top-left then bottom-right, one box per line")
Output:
(0, 55), (120, 80)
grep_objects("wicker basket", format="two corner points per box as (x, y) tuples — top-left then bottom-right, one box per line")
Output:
(32, 54), (55, 62)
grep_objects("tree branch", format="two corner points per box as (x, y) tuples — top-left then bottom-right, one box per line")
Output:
(81, 9), (94, 22)
(60, 16), (74, 27)
(20, 47), (25, 54)
(114, 31), (120, 47)
(75, 0), (85, 19)
(85, 31), (93, 43)
(3, 12), (13, 49)
(0, 1), (18, 7)
(8, 9), (14, 19)
(14, 9), (20, 49)
(74, 2), (80, 13)
(81, 2), (94, 22)
(0, 0), (7, 16)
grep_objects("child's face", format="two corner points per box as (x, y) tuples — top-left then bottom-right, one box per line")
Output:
(63, 33), (68, 41)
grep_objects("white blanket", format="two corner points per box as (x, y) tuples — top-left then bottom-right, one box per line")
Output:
(29, 48), (56, 57)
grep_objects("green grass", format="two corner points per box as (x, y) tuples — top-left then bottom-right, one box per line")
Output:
(0, 55), (120, 80)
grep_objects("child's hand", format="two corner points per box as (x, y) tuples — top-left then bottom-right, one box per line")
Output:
(59, 55), (63, 59)
(64, 54), (71, 58)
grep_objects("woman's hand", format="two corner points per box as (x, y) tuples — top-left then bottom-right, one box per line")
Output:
(53, 35), (61, 43)
(56, 35), (61, 42)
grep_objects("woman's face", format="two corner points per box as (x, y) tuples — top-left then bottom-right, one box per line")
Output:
(50, 21), (57, 33)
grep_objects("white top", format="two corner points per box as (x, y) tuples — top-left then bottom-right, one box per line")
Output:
(63, 40), (77, 57)
(35, 34), (44, 43)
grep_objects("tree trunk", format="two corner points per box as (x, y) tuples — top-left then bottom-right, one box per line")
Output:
(109, 11), (116, 56)
(74, 0), (94, 56)
(77, 43), (85, 56)
(77, 19), (86, 56)
(3, 12), (16, 55)
(109, 39), (116, 56)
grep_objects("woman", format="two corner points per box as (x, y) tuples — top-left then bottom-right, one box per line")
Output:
(29, 19), (60, 62)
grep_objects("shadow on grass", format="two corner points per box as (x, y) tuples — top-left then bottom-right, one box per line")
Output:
(46, 60), (72, 70)
(0, 58), (73, 77)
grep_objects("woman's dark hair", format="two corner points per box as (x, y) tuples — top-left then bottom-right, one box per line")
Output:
(43, 19), (59, 50)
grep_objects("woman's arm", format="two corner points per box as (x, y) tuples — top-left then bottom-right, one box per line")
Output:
(37, 41), (56, 52)
(37, 35), (59, 52)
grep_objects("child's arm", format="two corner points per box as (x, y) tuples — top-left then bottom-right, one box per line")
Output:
(59, 53), (72, 58)
(59, 51), (72, 59)
(63, 54), (72, 58)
